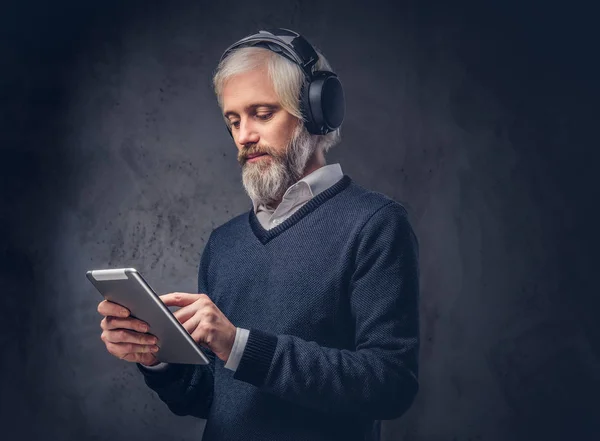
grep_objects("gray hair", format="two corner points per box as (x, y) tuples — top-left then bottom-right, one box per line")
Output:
(213, 45), (342, 154)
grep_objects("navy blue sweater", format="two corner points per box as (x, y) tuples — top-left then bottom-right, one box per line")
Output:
(137, 175), (420, 441)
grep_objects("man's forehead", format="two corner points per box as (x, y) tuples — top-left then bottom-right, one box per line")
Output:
(221, 68), (280, 115)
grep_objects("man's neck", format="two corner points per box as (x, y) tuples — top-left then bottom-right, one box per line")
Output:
(301, 148), (326, 179)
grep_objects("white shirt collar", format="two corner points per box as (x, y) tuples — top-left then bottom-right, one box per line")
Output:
(252, 163), (344, 214)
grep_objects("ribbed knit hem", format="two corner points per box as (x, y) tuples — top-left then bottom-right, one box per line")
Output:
(233, 328), (277, 387)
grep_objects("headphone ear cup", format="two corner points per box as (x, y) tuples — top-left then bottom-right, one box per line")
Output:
(320, 74), (345, 131)
(300, 81), (319, 135)
(304, 72), (345, 135)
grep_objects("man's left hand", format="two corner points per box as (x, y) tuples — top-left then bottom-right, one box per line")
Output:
(159, 292), (237, 362)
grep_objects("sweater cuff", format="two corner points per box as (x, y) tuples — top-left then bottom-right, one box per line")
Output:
(233, 328), (277, 387)
(136, 362), (185, 386)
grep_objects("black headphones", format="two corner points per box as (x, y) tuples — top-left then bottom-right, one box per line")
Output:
(219, 28), (345, 137)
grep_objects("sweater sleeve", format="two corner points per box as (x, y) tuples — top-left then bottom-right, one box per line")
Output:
(232, 202), (420, 420)
(136, 234), (216, 419)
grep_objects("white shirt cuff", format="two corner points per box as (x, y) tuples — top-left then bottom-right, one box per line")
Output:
(224, 327), (250, 371)
(140, 362), (169, 371)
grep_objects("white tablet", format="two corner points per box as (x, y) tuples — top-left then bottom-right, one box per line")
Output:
(87, 268), (210, 365)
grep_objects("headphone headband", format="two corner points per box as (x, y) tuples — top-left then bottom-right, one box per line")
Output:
(219, 28), (319, 78)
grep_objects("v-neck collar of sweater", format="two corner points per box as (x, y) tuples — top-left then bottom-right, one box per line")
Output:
(248, 174), (353, 244)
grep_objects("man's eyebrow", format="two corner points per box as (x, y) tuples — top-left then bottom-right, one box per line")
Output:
(223, 103), (279, 118)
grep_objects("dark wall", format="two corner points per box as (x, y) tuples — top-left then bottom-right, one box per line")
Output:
(1, 1), (598, 440)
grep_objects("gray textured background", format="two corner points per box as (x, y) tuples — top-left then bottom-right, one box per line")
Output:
(1, 1), (598, 440)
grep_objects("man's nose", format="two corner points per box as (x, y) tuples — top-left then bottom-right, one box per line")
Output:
(237, 118), (259, 146)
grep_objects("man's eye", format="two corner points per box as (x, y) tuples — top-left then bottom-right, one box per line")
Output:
(256, 113), (273, 121)
(230, 121), (240, 129)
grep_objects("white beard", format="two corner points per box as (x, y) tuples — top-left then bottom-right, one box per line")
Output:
(240, 123), (316, 209)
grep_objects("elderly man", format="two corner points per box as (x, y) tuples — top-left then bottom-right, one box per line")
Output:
(97, 28), (420, 441)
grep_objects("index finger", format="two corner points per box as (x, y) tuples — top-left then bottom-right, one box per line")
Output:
(159, 292), (206, 307)
(97, 299), (130, 318)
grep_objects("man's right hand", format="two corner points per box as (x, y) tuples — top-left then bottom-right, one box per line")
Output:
(97, 299), (161, 366)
